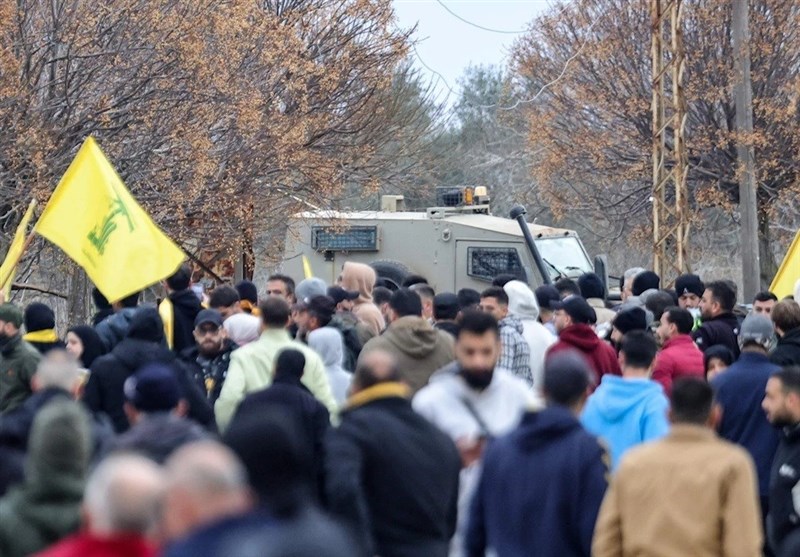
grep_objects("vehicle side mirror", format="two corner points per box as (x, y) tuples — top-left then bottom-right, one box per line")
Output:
(594, 255), (609, 301)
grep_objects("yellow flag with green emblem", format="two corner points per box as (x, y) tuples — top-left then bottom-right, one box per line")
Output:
(34, 137), (185, 302)
(771, 229), (800, 299)
(0, 199), (37, 298)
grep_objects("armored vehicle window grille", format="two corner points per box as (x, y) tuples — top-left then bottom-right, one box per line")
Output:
(311, 226), (378, 252)
(468, 247), (526, 282)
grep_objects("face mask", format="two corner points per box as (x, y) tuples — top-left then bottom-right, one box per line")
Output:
(460, 368), (494, 391)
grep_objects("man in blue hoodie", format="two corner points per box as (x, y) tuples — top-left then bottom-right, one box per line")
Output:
(581, 331), (669, 470)
(465, 350), (609, 557)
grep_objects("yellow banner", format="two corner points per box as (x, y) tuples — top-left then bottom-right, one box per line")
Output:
(771, 229), (800, 299)
(0, 199), (37, 298)
(34, 137), (185, 302)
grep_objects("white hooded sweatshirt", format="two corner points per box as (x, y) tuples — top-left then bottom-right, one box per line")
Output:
(308, 327), (352, 407)
(503, 280), (557, 397)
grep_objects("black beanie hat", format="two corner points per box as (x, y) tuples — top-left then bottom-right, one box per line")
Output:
(632, 271), (660, 297)
(578, 273), (606, 300)
(24, 302), (55, 332)
(675, 274), (705, 298)
(613, 307), (648, 335)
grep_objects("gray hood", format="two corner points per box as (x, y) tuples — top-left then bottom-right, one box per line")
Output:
(504, 280), (540, 321)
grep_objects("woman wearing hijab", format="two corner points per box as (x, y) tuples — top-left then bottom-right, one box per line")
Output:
(65, 326), (106, 371)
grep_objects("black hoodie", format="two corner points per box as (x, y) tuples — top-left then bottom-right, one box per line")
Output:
(692, 312), (741, 358)
(84, 307), (213, 433)
(771, 328), (800, 368)
(169, 289), (202, 354)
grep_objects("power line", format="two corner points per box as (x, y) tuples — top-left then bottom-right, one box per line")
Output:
(433, 0), (527, 35)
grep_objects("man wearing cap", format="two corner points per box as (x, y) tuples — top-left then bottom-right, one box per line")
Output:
(23, 302), (65, 355)
(179, 309), (238, 405)
(360, 289), (454, 395)
(433, 293), (460, 338)
(713, 314), (781, 533)
(610, 306), (649, 347)
(466, 351), (609, 557)
(103, 363), (208, 464)
(535, 285), (560, 335)
(547, 296), (620, 385)
(327, 287), (366, 371)
(0, 303), (41, 414)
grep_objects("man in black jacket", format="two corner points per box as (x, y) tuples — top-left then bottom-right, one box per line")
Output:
(180, 309), (237, 404)
(84, 307), (213, 433)
(162, 264), (202, 353)
(772, 300), (800, 367)
(230, 349), (329, 493)
(763, 366), (800, 557)
(693, 280), (741, 358)
(324, 350), (461, 557)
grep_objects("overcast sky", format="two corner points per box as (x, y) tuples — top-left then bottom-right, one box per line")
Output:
(392, 0), (554, 106)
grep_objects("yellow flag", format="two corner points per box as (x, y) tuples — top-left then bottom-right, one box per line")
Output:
(302, 254), (313, 279)
(771, 229), (800, 299)
(0, 200), (37, 298)
(34, 137), (185, 302)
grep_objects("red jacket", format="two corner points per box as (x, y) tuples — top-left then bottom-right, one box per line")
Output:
(652, 334), (705, 395)
(34, 533), (157, 557)
(547, 324), (621, 385)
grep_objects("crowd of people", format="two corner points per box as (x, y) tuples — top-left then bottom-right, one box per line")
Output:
(0, 260), (799, 556)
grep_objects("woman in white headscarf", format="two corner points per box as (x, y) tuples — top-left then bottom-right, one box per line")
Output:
(307, 327), (351, 407)
(223, 313), (261, 347)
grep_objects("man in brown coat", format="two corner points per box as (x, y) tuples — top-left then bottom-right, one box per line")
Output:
(358, 289), (454, 395)
(593, 377), (763, 557)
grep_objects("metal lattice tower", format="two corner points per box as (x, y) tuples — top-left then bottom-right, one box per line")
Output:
(651, 0), (690, 284)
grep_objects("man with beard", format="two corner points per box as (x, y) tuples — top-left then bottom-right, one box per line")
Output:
(413, 310), (534, 556)
(0, 303), (41, 414)
(693, 281), (740, 358)
(180, 310), (238, 405)
(763, 367), (800, 557)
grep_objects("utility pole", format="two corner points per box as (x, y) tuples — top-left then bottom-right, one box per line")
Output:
(651, 0), (690, 286)
(732, 0), (760, 301)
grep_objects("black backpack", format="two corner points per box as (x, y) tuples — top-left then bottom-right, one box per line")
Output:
(329, 318), (362, 372)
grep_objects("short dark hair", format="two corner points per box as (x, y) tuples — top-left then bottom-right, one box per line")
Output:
(410, 283), (435, 301)
(645, 290), (675, 321)
(554, 278), (580, 298)
(663, 307), (694, 335)
(267, 274), (295, 296)
(620, 331), (658, 369)
(706, 281), (736, 312)
(544, 351), (591, 406)
(354, 355), (402, 390)
(670, 378), (714, 425)
(209, 286), (240, 309)
(373, 286), (393, 306)
(307, 296), (335, 327)
(259, 297), (291, 328)
(166, 264), (192, 291)
(492, 274), (518, 288)
(773, 367), (800, 395)
(754, 291), (778, 303)
(275, 349), (305, 379)
(401, 274), (428, 288)
(390, 289), (423, 318)
(457, 288), (481, 310)
(578, 273), (605, 300)
(773, 300), (800, 333)
(457, 310), (499, 340)
(119, 291), (140, 309)
(480, 286), (508, 306)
